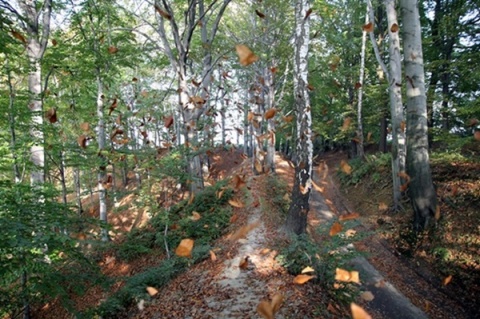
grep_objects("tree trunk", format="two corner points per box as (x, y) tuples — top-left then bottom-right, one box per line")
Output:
(265, 67), (276, 173)
(399, 0), (438, 231)
(356, 12), (368, 159)
(6, 60), (21, 182)
(286, 0), (312, 235)
(385, 0), (407, 210)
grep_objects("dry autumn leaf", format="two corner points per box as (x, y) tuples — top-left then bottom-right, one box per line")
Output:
(360, 291), (375, 301)
(235, 44), (259, 66)
(335, 268), (360, 283)
(175, 238), (194, 258)
(340, 160), (352, 175)
(46, 108), (57, 123)
(254, 159), (263, 173)
(474, 130), (480, 141)
(11, 29), (26, 44)
(164, 116), (174, 129)
(390, 23), (399, 33)
(154, 5), (172, 20)
(108, 46), (118, 54)
(80, 122), (90, 131)
(362, 22), (374, 32)
(209, 250), (217, 261)
(342, 117), (352, 131)
(443, 274), (453, 286)
(146, 286), (158, 296)
(304, 8), (313, 20)
(283, 115), (294, 123)
(230, 221), (260, 241)
(339, 212), (360, 221)
(264, 108), (276, 120)
(257, 294), (284, 319)
(228, 198), (245, 208)
(301, 266), (315, 273)
(239, 256), (249, 270)
(294, 274), (315, 284)
(329, 222), (343, 236)
(78, 135), (88, 149)
(255, 9), (266, 18)
(351, 302), (372, 319)
(190, 211), (201, 221)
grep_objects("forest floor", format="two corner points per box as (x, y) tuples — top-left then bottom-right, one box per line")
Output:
(34, 147), (479, 318)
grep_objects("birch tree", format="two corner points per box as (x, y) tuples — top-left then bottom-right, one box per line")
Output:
(286, 0), (312, 235)
(399, 0), (438, 231)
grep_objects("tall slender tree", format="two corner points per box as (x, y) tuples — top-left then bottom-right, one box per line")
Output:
(286, 0), (312, 235)
(399, 0), (438, 231)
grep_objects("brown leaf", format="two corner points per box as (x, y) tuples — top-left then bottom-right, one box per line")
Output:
(351, 303), (372, 319)
(270, 66), (278, 73)
(335, 268), (360, 283)
(228, 198), (245, 208)
(235, 44), (259, 66)
(400, 120), (406, 132)
(355, 82), (362, 90)
(11, 29), (26, 44)
(270, 294), (284, 313)
(474, 130), (480, 141)
(78, 135), (88, 149)
(108, 46), (118, 54)
(443, 274), (453, 286)
(467, 118), (479, 127)
(307, 83), (314, 91)
(229, 213), (238, 223)
(209, 250), (217, 261)
(230, 221), (260, 241)
(248, 111), (255, 122)
(255, 9), (266, 19)
(390, 23), (399, 33)
(164, 116), (174, 129)
(51, 39), (58, 46)
(362, 22), (374, 32)
(45, 108), (57, 123)
(146, 286), (158, 296)
(264, 108), (276, 120)
(283, 115), (294, 123)
(329, 222), (343, 236)
(80, 122), (90, 132)
(109, 98), (118, 115)
(294, 274), (315, 284)
(342, 117), (352, 131)
(304, 8), (313, 20)
(231, 174), (246, 190)
(190, 211), (201, 221)
(339, 212), (360, 221)
(435, 205), (441, 221)
(154, 5), (172, 20)
(254, 158), (263, 173)
(257, 300), (273, 319)
(175, 238), (194, 258)
(239, 256), (249, 270)
(340, 160), (352, 175)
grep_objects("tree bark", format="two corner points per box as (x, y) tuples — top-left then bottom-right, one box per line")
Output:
(356, 12), (368, 159)
(286, 0), (312, 235)
(399, 0), (438, 231)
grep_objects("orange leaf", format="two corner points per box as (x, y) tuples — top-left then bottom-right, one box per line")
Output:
(283, 115), (294, 123)
(80, 122), (90, 131)
(230, 221), (260, 241)
(362, 22), (374, 32)
(339, 212), (360, 221)
(257, 300), (273, 319)
(270, 66), (278, 73)
(390, 23), (399, 33)
(264, 108), (276, 120)
(340, 160), (352, 175)
(342, 117), (352, 131)
(231, 174), (246, 190)
(294, 274), (315, 284)
(108, 46), (118, 54)
(443, 275), (452, 286)
(190, 211), (201, 221)
(351, 303), (372, 319)
(235, 44), (259, 66)
(329, 222), (343, 236)
(229, 213), (238, 223)
(435, 205), (441, 221)
(248, 111), (255, 122)
(228, 198), (245, 208)
(154, 5), (172, 20)
(335, 268), (360, 283)
(400, 120), (406, 132)
(146, 286), (158, 296)
(175, 238), (194, 258)
(270, 294), (284, 313)
(255, 9), (266, 18)
(209, 250), (217, 261)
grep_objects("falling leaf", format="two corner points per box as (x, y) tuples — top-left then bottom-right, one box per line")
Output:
(307, 83), (314, 91)
(137, 299), (145, 311)
(390, 23), (399, 33)
(45, 108), (57, 123)
(304, 8), (313, 20)
(335, 268), (360, 283)
(78, 135), (88, 149)
(342, 117), (352, 131)
(235, 44), (259, 66)
(230, 213), (238, 223)
(264, 108), (276, 120)
(51, 39), (58, 46)
(329, 222), (343, 236)
(255, 9), (265, 18)
(345, 229), (357, 238)
(467, 118), (479, 127)
(351, 303), (372, 319)
(362, 22), (374, 32)
(254, 159), (263, 173)
(443, 275), (453, 286)
(367, 131), (372, 142)
(228, 198), (245, 208)
(360, 291), (375, 301)
(270, 66), (277, 73)
(248, 111), (255, 122)
(283, 115), (294, 123)
(190, 211), (201, 221)
(435, 205), (441, 221)
(154, 5), (172, 20)
(80, 122), (90, 131)
(378, 202), (388, 211)
(355, 82), (362, 90)
(108, 46), (118, 54)
(230, 221), (260, 241)
(340, 160), (352, 175)
(175, 238), (194, 258)
(474, 131), (480, 141)
(109, 98), (118, 115)
(400, 120), (406, 132)
(301, 266), (315, 273)
(209, 250), (217, 261)
(270, 294), (284, 313)
(232, 174), (246, 190)
(239, 256), (249, 270)
(146, 286), (158, 296)
(164, 116), (174, 129)
(294, 274), (315, 284)
(339, 212), (360, 221)
(10, 29), (26, 44)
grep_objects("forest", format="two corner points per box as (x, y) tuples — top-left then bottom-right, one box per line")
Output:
(0, 0), (479, 318)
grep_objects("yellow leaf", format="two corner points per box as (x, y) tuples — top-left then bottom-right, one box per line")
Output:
(293, 274), (315, 284)
(235, 44), (259, 66)
(175, 238), (194, 258)
(146, 286), (158, 296)
(329, 222), (342, 236)
(190, 211), (201, 221)
(209, 250), (217, 261)
(340, 160), (352, 175)
(335, 268), (360, 283)
(351, 302), (372, 319)
(301, 266), (315, 273)
(228, 198), (245, 208)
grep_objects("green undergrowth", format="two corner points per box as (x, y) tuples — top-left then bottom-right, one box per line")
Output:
(89, 181), (234, 317)
(338, 152), (391, 186)
(264, 175), (291, 218)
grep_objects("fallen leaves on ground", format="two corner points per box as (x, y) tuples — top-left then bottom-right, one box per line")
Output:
(293, 274), (315, 284)
(175, 239), (194, 258)
(351, 302), (372, 319)
(329, 222), (343, 236)
(335, 268), (360, 283)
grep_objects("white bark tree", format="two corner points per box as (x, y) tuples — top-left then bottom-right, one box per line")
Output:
(286, 0), (313, 235)
(399, 0), (438, 231)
